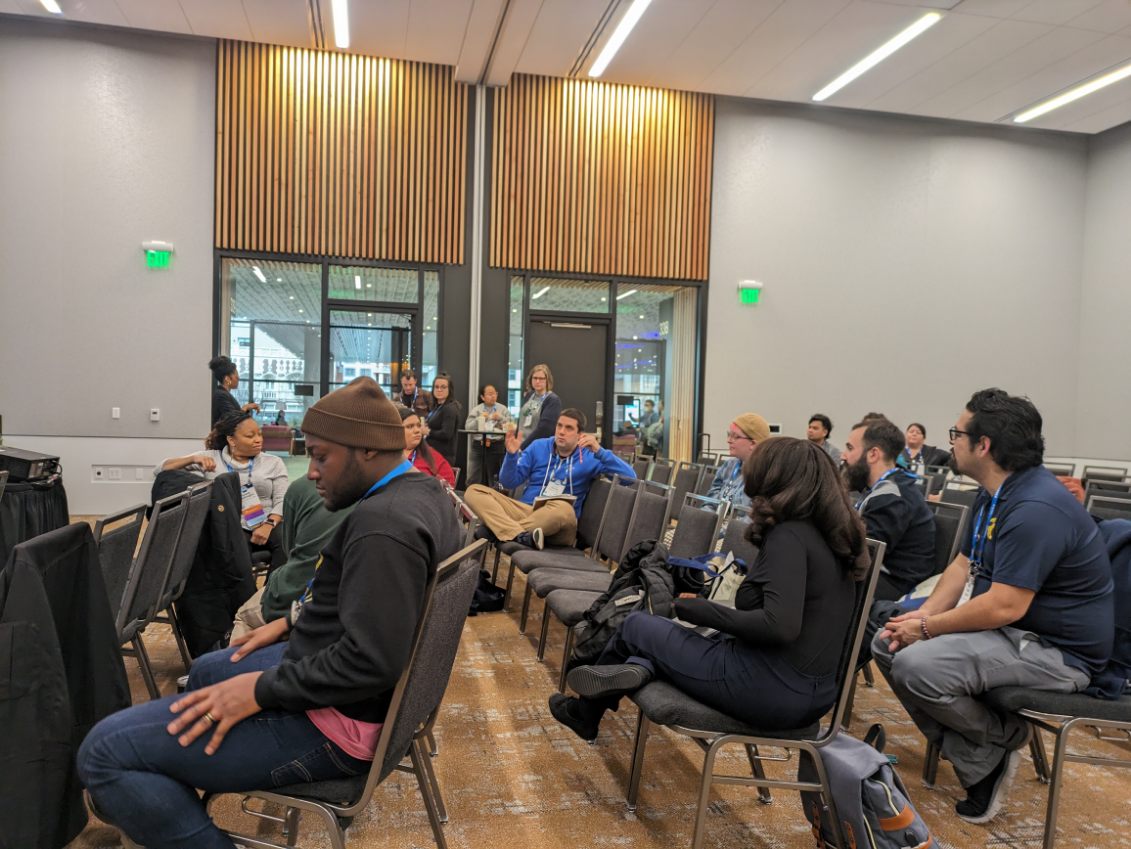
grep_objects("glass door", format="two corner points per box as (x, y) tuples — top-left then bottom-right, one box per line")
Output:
(326, 309), (415, 397)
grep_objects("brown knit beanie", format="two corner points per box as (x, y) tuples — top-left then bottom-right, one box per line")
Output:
(733, 412), (771, 444)
(301, 377), (404, 450)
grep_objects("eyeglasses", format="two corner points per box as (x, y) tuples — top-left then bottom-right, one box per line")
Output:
(726, 431), (753, 442)
(948, 427), (971, 442)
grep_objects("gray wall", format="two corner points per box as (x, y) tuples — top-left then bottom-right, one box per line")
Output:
(705, 98), (1090, 456)
(1077, 121), (1131, 460)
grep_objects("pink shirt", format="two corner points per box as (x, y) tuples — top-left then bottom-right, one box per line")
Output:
(307, 707), (383, 761)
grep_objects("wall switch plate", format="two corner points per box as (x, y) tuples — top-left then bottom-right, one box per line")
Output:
(150, 408), (160, 421)
(112, 407), (121, 419)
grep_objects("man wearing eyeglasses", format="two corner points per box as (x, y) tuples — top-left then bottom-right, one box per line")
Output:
(872, 389), (1113, 825)
(704, 413), (771, 510)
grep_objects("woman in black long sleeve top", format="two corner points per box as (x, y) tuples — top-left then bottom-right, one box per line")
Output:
(551, 437), (869, 740)
(423, 372), (461, 466)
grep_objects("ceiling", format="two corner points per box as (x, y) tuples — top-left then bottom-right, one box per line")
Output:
(4, 0), (1131, 134)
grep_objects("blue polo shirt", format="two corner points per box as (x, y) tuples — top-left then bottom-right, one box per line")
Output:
(962, 465), (1114, 676)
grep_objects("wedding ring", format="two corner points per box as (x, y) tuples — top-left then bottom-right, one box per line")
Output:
(203, 711), (217, 726)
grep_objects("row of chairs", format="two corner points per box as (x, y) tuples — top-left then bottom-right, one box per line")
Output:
(1045, 461), (1130, 485)
(93, 483), (212, 699)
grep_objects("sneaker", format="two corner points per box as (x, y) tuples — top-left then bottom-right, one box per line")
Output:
(549, 693), (602, 741)
(955, 747), (1021, 824)
(567, 663), (653, 700)
(514, 527), (544, 550)
(176, 674), (189, 693)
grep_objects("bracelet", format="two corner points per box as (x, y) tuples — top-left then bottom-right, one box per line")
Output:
(920, 617), (932, 641)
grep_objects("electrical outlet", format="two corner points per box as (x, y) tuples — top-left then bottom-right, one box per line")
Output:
(108, 467), (122, 480)
(135, 467), (147, 480)
(111, 407), (121, 419)
(93, 467), (104, 480)
(150, 408), (161, 422)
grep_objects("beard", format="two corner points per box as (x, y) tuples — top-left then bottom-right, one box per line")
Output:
(948, 451), (962, 476)
(842, 456), (871, 494)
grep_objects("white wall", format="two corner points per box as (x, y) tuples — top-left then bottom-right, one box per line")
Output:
(1076, 121), (1131, 461)
(705, 98), (1089, 456)
(0, 18), (216, 513)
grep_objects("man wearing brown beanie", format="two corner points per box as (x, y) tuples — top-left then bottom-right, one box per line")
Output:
(79, 378), (463, 848)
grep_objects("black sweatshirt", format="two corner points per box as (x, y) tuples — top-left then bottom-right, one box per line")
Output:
(254, 472), (462, 722)
(672, 520), (856, 677)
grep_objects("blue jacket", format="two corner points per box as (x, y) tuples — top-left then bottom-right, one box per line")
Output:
(499, 437), (636, 517)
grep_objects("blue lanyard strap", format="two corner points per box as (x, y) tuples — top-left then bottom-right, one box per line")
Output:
(224, 455), (254, 481)
(969, 484), (1004, 569)
(360, 459), (413, 502)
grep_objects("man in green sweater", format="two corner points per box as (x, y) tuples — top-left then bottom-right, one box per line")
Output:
(231, 475), (354, 640)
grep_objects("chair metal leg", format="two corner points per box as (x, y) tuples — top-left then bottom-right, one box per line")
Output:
(417, 735), (449, 822)
(537, 605), (552, 660)
(558, 627), (576, 693)
(1042, 723), (1075, 849)
(166, 605), (193, 672)
(491, 547), (501, 584)
(692, 741), (724, 849)
(807, 748), (851, 849)
(426, 729), (439, 757)
(411, 739), (449, 849)
(1030, 726), (1051, 783)
(626, 711), (652, 810)
(283, 806), (301, 847)
(519, 584), (533, 634)
(861, 662), (875, 687)
(503, 559), (517, 609)
(923, 739), (941, 787)
(745, 745), (772, 803)
(132, 635), (161, 700)
(843, 676), (859, 730)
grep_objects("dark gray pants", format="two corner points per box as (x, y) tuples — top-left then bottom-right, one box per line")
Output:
(871, 626), (1088, 787)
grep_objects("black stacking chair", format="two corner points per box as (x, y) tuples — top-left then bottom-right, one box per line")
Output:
(1081, 465), (1127, 487)
(151, 482), (213, 671)
(1088, 495), (1131, 520)
(632, 456), (651, 480)
(1043, 462), (1077, 478)
(0, 470), (8, 503)
(649, 459), (674, 485)
(210, 539), (486, 849)
(927, 500), (969, 574)
(616, 540), (884, 849)
(92, 503), (148, 620)
(1085, 479), (1131, 502)
(940, 481), (980, 509)
(667, 462), (704, 525)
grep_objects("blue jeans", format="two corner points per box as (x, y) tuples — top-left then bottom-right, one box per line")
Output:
(77, 643), (371, 849)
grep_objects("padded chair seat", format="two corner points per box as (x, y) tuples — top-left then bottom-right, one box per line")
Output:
(545, 588), (603, 625)
(495, 540), (525, 557)
(630, 681), (818, 739)
(527, 568), (611, 598)
(273, 775), (366, 805)
(985, 687), (1131, 722)
(511, 546), (589, 573)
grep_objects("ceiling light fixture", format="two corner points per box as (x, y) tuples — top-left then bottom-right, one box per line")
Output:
(354, 274), (362, 290)
(331, 0), (350, 49)
(531, 286), (550, 299)
(1014, 61), (1131, 123)
(39, 0), (63, 13)
(251, 266), (267, 283)
(616, 289), (637, 301)
(589, 0), (653, 78)
(812, 12), (942, 103)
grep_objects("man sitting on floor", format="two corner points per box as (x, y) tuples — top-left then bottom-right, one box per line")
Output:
(78, 377), (462, 849)
(873, 388), (1113, 825)
(464, 408), (635, 550)
(842, 417), (935, 602)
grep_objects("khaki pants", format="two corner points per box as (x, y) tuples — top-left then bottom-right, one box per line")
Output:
(464, 484), (578, 547)
(230, 586), (268, 642)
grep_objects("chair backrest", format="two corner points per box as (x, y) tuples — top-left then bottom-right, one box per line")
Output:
(693, 463), (717, 496)
(718, 513), (759, 569)
(576, 476), (614, 550)
(449, 467), (461, 489)
(1085, 479), (1131, 500)
(819, 538), (885, 744)
(667, 494), (725, 559)
(667, 463), (702, 523)
(632, 457), (651, 480)
(592, 480), (640, 563)
(648, 459), (674, 485)
(1082, 465), (1128, 486)
(446, 489), (482, 547)
(1087, 495), (1131, 520)
(1044, 462), (1077, 477)
(158, 481), (214, 608)
(93, 503), (148, 619)
(359, 538), (486, 804)
(940, 483), (979, 509)
(616, 486), (672, 562)
(927, 501), (969, 574)
(0, 469), (8, 503)
(116, 491), (189, 638)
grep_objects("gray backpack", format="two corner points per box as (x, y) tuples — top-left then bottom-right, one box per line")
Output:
(799, 726), (932, 849)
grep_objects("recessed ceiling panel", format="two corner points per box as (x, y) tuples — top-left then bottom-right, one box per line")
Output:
(587, 0), (713, 88)
(1023, 72), (1131, 130)
(483, 0), (543, 87)
(241, 0), (311, 48)
(514, 0), (607, 78)
(1011, 0), (1106, 27)
(1067, 0), (1131, 34)
(454, 0), (506, 82)
(406, 0), (475, 65)
(56, 0), (126, 27)
(179, 0), (253, 40)
(1059, 95), (1131, 133)
(112, 0), (192, 33)
(349, 0), (410, 59)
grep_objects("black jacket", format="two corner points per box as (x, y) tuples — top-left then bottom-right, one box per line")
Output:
(424, 400), (461, 465)
(1, 523), (130, 849)
(152, 471), (256, 656)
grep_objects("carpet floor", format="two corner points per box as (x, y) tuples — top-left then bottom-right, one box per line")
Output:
(69, 562), (1131, 849)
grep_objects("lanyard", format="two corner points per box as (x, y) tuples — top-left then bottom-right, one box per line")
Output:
(969, 484), (1003, 570)
(427, 402), (443, 423)
(408, 450), (417, 464)
(360, 459), (413, 502)
(224, 453), (254, 484)
(539, 448), (575, 494)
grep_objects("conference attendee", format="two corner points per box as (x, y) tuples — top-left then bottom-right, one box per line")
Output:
(465, 383), (513, 487)
(842, 418), (936, 601)
(400, 406), (456, 488)
(79, 377), (462, 849)
(900, 422), (950, 473)
(230, 475), (354, 641)
(635, 399), (663, 457)
(704, 413), (771, 510)
(209, 355), (259, 426)
(392, 368), (432, 419)
(806, 413), (841, 463)
(516, 363), (561, 449)
(873, 389), (1114, 824)
(550, 437), (867, 740)
(424, 372), (461, 466)
(159, 411), (289, 570)
(464, 408), (634, 550)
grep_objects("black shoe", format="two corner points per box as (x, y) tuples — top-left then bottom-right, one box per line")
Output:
(474, 525), (499, 544)
(514, 528), (544, 550)
(567, 663), (653, 700)
(955, 747), (1020, 824)
(549, 693), (602, 741)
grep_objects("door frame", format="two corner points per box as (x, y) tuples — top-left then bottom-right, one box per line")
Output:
(322, 302), (420, 395)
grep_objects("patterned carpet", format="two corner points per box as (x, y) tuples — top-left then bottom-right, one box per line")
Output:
(71, 562), (1131, 849)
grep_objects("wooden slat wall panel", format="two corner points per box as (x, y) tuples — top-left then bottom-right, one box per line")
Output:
(216, 41), (468, 264)
(491, 75), (713, 282)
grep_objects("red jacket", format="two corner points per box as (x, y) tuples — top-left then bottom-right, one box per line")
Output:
(409, 449), (455, 488)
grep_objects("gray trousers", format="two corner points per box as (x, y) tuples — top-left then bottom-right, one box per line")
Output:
(871, 626), (1089, 787)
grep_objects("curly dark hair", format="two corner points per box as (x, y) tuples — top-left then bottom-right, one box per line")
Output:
(205, 410), (253, 451)
(744, 437), (869, 578)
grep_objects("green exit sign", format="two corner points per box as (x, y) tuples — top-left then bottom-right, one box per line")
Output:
(146, 250), (172, 268)
(739, 287), (761, 305)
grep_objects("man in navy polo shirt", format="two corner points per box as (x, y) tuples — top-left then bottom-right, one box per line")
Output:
(872, 389), (1113, 825)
